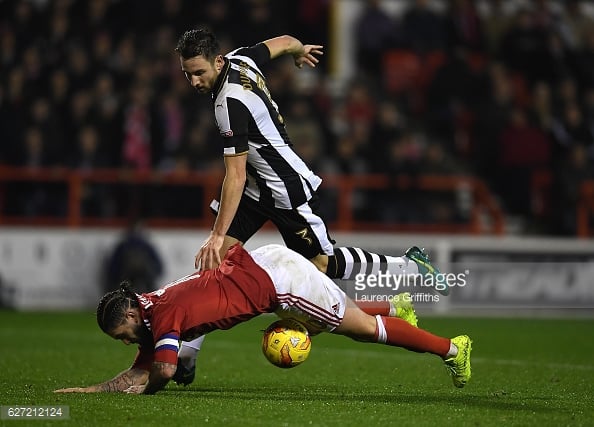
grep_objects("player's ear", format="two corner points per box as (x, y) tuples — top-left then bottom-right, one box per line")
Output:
(215, 55), (224, 72)
(125, 309), (139, 322)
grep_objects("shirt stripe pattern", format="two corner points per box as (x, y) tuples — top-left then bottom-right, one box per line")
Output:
(214, 45), (322, 209)
(276, 292), (341, 328)
(155, 333), (180, 353)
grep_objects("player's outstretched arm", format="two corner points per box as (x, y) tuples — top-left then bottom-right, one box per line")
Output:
(54, 367), (149, 393)
(262, 35), (323, 69)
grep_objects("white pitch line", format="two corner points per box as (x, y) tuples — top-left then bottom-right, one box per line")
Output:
(472, 357), (594, 371)
(291, 347), (594, 372)
(209, 339), (594, 371)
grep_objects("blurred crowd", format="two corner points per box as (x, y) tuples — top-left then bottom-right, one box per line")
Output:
(1, 0), (593, 235)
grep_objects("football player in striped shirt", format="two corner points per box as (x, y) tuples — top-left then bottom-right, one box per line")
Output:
(174, 28), (448, 384)
(54, 244), (471, 395)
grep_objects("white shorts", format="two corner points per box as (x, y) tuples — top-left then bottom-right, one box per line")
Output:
(250, 244), (347, 334)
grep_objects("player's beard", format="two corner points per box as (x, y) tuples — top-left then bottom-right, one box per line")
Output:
(134, 323), (153, 347)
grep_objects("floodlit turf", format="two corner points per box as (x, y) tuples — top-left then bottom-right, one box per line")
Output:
(1, 311), (593, 427)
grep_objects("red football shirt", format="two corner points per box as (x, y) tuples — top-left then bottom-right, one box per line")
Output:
(131, 244), (277, 370)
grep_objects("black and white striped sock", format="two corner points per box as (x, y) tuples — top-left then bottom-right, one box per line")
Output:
(329, 247), (419, 280)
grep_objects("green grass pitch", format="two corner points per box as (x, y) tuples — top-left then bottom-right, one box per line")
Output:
(1, 311), (593, 427)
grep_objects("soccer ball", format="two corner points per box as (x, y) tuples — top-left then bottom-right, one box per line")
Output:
(262, 319), (311, 368)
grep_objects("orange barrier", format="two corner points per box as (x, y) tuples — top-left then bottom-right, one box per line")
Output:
(0, 166), (505, 234)
(577, 181), (594, 237)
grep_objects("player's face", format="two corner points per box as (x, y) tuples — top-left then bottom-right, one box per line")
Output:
(109, 315), (152, 347)
(180, 54), (223, 93)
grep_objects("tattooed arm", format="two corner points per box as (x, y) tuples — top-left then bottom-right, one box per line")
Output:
(124, 362), (177, 395)
(54, 368), (149, 393)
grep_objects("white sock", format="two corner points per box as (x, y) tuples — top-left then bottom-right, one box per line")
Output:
(375, 315), (387, 344)
(446, 341), (458, 358)
(388, 303), (396, 317)
(178, 336), (206, 369)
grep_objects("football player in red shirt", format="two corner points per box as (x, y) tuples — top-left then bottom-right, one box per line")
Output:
(55, 244), (471, 395)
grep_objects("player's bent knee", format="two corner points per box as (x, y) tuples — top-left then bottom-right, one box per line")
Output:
(334, 306), (377, 342)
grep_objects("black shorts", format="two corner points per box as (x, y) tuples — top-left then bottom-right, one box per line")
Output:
(212, 193), (335, 260)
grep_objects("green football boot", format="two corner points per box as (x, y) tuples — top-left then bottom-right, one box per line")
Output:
(392, 292), (418, 327)
(405, 246), (449, 296)
(444, 335), (472, 388)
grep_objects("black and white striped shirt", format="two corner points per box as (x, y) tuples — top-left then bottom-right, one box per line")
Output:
(211, 43), (322, 209)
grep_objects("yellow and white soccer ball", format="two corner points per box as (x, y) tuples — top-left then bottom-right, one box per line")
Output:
(261, 319), (311, 368)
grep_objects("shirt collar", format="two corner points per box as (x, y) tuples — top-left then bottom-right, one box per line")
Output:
(212, 57), (230, 99)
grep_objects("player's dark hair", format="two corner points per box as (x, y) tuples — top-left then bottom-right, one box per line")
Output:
(96, 281), (139, 333)
(175, 27), (220, 61)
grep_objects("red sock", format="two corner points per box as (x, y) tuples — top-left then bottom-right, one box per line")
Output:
(375, 315), (450, 357)
(355, 300), (392, 316)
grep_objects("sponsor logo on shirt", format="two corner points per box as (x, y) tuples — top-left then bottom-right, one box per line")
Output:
(295, 228), (313, 245)
(332, 303), (340, 315)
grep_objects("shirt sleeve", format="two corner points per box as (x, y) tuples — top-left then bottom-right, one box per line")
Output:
(216, 97), (250, 156)
(149, 305), (186, 365)
(153, 332), (180, 365)
(234, 43), (271, 67)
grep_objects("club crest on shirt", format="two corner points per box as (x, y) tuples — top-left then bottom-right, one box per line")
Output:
(220, 129), (233, 137)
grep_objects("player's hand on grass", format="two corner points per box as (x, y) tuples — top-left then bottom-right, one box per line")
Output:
(294, 44), (323, 69)
(195, 233), (224, 271)
(123, 384), (146, 394)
